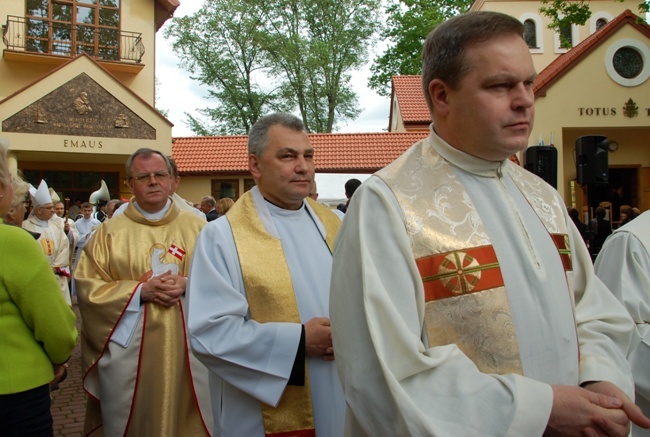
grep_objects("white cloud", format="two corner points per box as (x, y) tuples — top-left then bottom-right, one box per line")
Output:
(155, 2), (391, 137)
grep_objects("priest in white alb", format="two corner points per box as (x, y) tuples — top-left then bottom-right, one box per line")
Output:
(187, 113), (345, 437)
(596, 210), (650, 436)
(23, 180), (71, 305)
(329, 11), (650, 436)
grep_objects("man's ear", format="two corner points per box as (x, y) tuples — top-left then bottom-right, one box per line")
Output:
(428, 78), (450, 116)
(249, 154), (261, 180)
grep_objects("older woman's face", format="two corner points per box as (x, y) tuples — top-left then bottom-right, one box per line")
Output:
(0, 165), (14, 217)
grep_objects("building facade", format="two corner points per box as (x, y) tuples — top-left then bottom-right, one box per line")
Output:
(0, 0), (178, 202)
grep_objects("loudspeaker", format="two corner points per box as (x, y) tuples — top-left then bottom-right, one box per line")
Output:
(524, 146), (557, 188)
(576, 135), (608, 185)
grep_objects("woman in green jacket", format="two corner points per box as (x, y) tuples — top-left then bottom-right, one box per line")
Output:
(0, 139), (78, 435)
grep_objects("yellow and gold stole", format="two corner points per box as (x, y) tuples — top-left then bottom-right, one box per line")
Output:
(377, 138), (575, 375)
(227, 191), (340, 437)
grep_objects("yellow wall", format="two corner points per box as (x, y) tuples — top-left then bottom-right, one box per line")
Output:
(176, 177), (213, 206)
(531, 25), (650, 200)
(0, 0), (156, 105)
(471, 0), (637, 74)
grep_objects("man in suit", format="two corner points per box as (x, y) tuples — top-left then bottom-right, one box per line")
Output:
(200, 196), (218, 221)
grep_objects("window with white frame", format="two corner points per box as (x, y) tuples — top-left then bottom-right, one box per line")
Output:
(519, 13), (543, 54)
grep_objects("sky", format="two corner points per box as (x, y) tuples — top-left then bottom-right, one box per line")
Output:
(154, 1), (389, 198)
(154, 1), (392, 138)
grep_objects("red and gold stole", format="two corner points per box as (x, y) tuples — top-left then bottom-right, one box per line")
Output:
(377, 137), (574, 375)
(228, 191), (340, 437)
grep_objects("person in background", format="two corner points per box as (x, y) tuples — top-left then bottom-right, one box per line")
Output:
(93, 200), (108, 223)
(200, 196), (218, 221)
(620, 206), (639, 227)
(105, 199), (122, 219)
(309, 179), (319, 200)
(23, 180), (72, 306)
(595, 209), (650, 436)
(336, 178), (361, 213)
(75, 147), (212, 436)
(330, 11), (647, 436)
(68, 198), (82, 221)
(216, 197), (234, 216)
(568, 207), (589, 244)
(187, 113), (345, 436)
(0, 139), (77, 435)
(592, 206), (613, 256)
(54, 199), (77, 242)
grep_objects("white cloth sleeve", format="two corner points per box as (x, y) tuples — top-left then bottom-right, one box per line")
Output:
(186, 219), (302, 407)
(110, 285), (143, 348)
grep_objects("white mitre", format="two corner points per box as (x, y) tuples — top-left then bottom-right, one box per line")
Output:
(49, 187), (61, 203)
(32, 179), (53, 207)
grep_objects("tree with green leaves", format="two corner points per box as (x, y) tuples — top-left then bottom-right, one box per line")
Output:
(540, 0), (649, 47)
(368, 0), (472, 97)
(164, 0), (289, 135)
(164, 0), (381, 134)
(254, 0), (381, 132)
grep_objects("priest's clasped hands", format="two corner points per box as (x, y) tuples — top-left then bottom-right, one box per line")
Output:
(141, 270), (187, 307)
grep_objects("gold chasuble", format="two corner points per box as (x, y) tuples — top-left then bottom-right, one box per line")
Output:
(227, 192), (340, 437)
(377, 138), (575, 375)
(75, 201), (212, 436)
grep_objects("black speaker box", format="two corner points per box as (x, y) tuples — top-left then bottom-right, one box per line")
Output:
(576, 136), (608, 185)
(524, 146), (557, 188)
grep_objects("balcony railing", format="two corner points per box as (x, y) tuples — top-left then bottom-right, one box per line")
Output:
(2, 15), (144, 63)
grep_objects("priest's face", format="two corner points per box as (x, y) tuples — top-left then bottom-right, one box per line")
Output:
(128, 153), (173, 213)
(54, 202), (65, 217)
(35, 203), (55, 221)
(249, 124), (314, 210)
(429, 33), (536, 161)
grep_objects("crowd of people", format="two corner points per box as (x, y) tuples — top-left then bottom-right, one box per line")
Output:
(2, 10), (650, 437)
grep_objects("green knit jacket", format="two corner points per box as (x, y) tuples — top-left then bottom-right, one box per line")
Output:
(0, 220), (78, 394)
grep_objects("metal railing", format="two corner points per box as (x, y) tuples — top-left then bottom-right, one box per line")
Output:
(2, 15), (144, 63)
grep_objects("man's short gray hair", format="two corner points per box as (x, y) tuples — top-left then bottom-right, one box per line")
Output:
(248, 113), (306, 157)
(201, 196), (216, 207)
(126, 148), (172, 179)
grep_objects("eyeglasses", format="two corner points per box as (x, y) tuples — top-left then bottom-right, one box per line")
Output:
(131, 172), (170, 184)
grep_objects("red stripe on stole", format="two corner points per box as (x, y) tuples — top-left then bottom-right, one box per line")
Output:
(550, 234), (573, 272)
(416, 245), (504, 302)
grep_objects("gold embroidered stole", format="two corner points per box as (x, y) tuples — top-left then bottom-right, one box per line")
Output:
(377, 138), (574, 375)
(227, 192), (339, 437)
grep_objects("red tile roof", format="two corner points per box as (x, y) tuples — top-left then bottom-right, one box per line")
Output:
(534, 10), (650, 96)
(391, 75), (431, 125)
(172, 131), (430, 174)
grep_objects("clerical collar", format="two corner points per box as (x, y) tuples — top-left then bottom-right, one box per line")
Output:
(429, 125), (505, 178)
(33, 215), (49, 227)
(133, 198), (172, 220)
(264, 197), (306, 217)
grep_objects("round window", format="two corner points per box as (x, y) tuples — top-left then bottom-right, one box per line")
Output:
(613, 47), (643, 79)
(605, 38), (650, 87)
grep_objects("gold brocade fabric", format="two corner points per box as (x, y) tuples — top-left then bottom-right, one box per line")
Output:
(75, 201), (210, 436)
(227, 192), (339, 437)
(377, 138), (574, 375)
